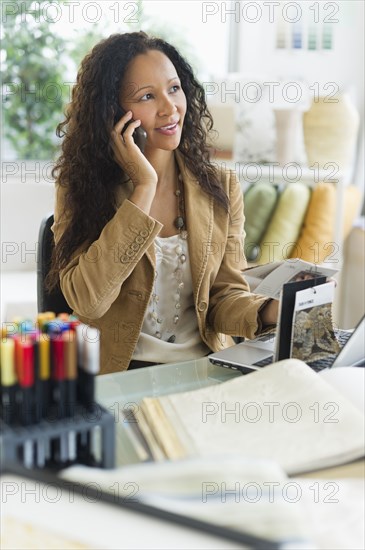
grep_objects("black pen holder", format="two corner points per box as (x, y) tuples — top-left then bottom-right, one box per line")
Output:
(0, 403), (115, 470)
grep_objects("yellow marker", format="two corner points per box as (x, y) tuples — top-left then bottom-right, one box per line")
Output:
(0, 338), (17, 425)
(37, 311), (56, 330)
(0, 338), (16, 386)
(39, 334), (51, 380)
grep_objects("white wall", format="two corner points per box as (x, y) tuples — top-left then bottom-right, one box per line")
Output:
(236, 1), (364, 180)
(1, 173), (55, 272)
(237, 2), (364, 102)
(0, 170), (55, 322)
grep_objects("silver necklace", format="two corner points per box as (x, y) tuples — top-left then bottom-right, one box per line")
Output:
(150, 172), (188, 342)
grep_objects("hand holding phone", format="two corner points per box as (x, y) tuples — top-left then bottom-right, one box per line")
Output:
(111, 108), (157, 193)
(114, 106), (147, 153)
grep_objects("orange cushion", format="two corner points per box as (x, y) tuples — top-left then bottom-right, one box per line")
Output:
(291, 183), (362, 263)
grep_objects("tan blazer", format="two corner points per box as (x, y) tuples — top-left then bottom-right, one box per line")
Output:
(52, 152), (269, 374)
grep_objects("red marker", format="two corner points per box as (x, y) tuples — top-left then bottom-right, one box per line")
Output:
(52, 334), (66, 419)
(63, 330), (77, 417)
(18, 337), (34, 426)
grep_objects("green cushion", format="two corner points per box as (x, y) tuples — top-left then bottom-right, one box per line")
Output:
(258, 182), (311, 264)
(243, 183), (278, 261)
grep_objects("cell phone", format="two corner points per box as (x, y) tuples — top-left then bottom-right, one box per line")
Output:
(114, 106), (147, 153)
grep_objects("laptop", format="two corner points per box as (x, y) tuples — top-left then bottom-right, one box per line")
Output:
(209, 279), (365, 374)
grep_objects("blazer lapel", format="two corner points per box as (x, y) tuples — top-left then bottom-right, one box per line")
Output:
(175, 151), (214, 293)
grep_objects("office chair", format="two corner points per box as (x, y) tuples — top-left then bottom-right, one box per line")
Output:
(37, 213), (73, 315)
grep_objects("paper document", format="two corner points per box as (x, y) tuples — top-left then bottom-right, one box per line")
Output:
(132, 359), (364, 475)
(244, 259), (338, 300)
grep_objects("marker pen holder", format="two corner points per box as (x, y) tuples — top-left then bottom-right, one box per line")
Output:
(0, 403), (115, 470)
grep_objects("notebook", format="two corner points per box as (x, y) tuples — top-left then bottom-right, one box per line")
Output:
(209, 278), (365, 374)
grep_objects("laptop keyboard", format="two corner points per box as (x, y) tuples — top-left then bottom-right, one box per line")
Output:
(307, 355), (337, 371)
(253, 356), (274, 367)
(335, 329), (353, 346)
(253, 329), (353, 370)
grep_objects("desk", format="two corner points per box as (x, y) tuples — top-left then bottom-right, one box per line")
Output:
(94, 358), (365, 549)
(96, 357), (364, 477)
(2, 358), (364, 550)
(94, 358), (365, 550)
(96, 357), (241, 465)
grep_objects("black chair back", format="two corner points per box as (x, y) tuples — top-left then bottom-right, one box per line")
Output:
(37, 213), (73, 315)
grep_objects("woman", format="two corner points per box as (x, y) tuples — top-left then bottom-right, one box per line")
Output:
(49, 31), (278, 374)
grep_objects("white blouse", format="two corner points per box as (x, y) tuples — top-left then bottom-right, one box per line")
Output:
(132, 234), (210, 363)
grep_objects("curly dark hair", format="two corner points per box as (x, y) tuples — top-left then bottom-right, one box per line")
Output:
(47, 31), (229, 289)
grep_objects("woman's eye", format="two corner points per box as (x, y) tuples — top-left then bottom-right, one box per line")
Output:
(170, 85), (180, 93)
(140, 93), (153, 101)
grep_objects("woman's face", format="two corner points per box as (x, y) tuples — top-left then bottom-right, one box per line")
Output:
(120, 50), (187, 152)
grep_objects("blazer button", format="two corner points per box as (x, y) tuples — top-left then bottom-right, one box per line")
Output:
(120, 255), (129, 263)
(198, 301), (207, 312)
(135, 236), (144, 244)
(131, 242), (140, 251)
(126, 249), (134, 257)
(139, 229), (149, 238)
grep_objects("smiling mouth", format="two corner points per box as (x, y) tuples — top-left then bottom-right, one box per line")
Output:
(156, 121), (179, 131)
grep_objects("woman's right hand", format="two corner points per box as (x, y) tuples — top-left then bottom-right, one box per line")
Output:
(110, 110), (158, 191)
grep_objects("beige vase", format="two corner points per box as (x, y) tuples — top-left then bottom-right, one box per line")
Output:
(303, 94), (360, 173)
(274, 109), (303, 166)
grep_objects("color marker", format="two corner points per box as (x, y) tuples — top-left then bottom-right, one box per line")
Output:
(17, 337), (35, 468)
(63, 330), (77, 417)
(1, 312), (112, 470)
(1, 322), (18, 341)
(44, 319), (69, 336)
(32, 331), (50, 423)
(75, 324), (100, 463)
(37, 311), (55, 332)
(32, 334), (48, 467)
(76, 325), (100, 410)
(38, 333), (51, 418)
(64, 329), (78, 462)
(19, 337), (35, 426)
(13, 335), (23, 385)
(0, 338), (17, 425)
(51, 334), (66, 419)
(51, 334), (71, 462)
